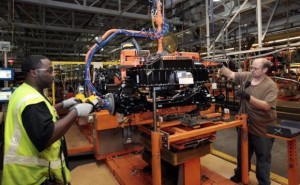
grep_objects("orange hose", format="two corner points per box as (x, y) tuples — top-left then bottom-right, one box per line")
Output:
(155, 1), (163, 53)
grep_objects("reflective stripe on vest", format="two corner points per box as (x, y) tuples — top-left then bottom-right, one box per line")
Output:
(4, 154), (65, 169)
(4, 94), (63, 170)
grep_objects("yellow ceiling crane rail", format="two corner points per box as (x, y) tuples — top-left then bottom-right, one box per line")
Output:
(102, 60), (121, 66)
(52, 61), (120, 66)
(52, 61), (87, 65)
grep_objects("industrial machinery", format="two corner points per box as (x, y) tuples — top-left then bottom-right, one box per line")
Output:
(64, 1), (250, 185)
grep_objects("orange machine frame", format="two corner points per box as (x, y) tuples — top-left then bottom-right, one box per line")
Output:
(152, 114), (249, 185)
(267, 133), (300, 185)
(68, 105), (199, 158)
(67, 96), (248, 185)
(105, 114), (249, 185)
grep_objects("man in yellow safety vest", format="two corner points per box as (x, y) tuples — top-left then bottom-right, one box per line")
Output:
(2, 55), (93, 185)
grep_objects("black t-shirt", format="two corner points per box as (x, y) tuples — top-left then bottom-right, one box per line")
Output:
(22, 102), (54, 152)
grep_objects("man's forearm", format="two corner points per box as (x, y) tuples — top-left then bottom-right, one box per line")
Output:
(220, 66), (235, 80)
(249, 96), (271, 111)
(54, 102), (64, 110)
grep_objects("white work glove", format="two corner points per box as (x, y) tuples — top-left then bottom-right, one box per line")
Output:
(62, 97), (78, 108)
(72, 103), (93, 117)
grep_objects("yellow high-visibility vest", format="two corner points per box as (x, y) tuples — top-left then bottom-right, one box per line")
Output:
(2, 83), (70, 185)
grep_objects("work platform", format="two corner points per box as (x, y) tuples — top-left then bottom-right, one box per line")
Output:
(66, 111), (250, 185)
(66, 120), (298, 185)
(70, 153), (281, 185)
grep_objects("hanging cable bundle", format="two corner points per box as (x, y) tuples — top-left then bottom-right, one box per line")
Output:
(84, 0), (169, 96)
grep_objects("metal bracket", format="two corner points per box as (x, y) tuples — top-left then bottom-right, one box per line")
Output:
(160, 130), (170, 150)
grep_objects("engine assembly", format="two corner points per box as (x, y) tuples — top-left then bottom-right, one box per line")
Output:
(112, 50), (211, 115)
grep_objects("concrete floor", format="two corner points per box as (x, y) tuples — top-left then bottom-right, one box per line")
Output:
(71, 161), (119, 185)
(70, 154), (282, 185)
(212, 127), (300, 185)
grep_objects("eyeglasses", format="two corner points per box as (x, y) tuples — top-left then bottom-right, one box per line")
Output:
(36, 67), (54, 73)
(250, 67), (262, 71)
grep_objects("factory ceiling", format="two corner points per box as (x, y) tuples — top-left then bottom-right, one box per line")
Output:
(0, 0), (300, 62)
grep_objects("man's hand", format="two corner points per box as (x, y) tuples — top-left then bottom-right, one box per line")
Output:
(235, 90), (250, 101)
(72, 103), (93, 117)
(62, 97), (78, 108)
(217, 63), (224, 69)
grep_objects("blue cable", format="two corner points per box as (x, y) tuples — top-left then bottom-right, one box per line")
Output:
(85, 22), (170, 96)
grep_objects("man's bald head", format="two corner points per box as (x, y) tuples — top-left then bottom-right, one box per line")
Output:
(252, 58), (272, 71)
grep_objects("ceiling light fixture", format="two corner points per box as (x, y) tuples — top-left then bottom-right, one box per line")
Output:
(265, 36), (300, 44)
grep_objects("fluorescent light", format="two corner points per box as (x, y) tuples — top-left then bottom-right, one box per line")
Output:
(250, 36), (300, 49)
(265, 36), (300, 44)
(177, 33), (183, 37)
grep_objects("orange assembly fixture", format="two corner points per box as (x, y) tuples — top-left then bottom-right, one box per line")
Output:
(202, 112), (222, 119)
(102, 113), (249, 185)
(95, 103), (249, 185)
(200, 103), (216, 115)
(239, 114), (249, 185)
(266, 134), (300, 185)
(151, 114), (249, 185)
(138, 113), (248, 185)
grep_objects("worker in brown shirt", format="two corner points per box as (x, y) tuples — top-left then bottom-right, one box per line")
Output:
(219, 57), (278, 185)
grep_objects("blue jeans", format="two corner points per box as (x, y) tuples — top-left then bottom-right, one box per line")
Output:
(235, 129), (274, 185)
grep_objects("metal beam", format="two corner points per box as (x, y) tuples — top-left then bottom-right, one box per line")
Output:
(179, 1), (300, 47)
(195, 0), (278, 28)
(202, 42), (300, 59)
(205, 0), (210, 56)
(102, 0), (137, 30)
(262, 0), (279, 40)
(15, 0), (193, 27)
(0, 22), (100, 34)
(209, 0), (249, 51)
(15, 0), (150, 20)
(257, 0), (263, 48)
